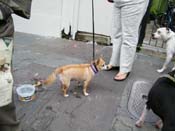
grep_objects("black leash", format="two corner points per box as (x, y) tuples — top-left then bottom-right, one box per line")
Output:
(92, 0), (95, 61)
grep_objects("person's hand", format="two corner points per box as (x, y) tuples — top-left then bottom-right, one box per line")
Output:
(107, 0), (114, 3)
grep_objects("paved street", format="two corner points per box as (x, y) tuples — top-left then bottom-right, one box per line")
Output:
(12, 32), (172, 131)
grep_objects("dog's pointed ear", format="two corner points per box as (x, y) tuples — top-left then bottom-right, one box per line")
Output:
(155, 22), (160, 28)
(94, 58), (101, 65)
(91, 59), (96, 64)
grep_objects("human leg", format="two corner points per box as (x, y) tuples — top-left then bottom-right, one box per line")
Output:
(0, 100), (21, 131)
(137, 0), (152, 50)
(0, 16), (21, 131)
(115, 1), (148, 80)
(107, 4), (122, 68)
(0, 43), (21, 131)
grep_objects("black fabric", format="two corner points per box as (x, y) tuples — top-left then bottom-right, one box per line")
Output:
(0, 0), (32, 19)
(0, 16), (14, 38)
(0, 2), (14, 38)
(107, 0), (114, 3)
(0, 2), (12, 20)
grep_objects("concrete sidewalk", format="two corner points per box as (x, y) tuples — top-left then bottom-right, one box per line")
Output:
(13, 32), (171, 131)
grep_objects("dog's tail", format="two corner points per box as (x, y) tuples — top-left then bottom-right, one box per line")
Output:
(43, 68), (62, 86)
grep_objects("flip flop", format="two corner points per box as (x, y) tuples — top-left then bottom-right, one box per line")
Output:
(113, 72), (130, 81)
(102, 65), (119, 71)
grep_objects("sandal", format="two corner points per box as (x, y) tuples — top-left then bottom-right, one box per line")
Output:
(102, 64), (119, 71)
(113, 72), (130, 81)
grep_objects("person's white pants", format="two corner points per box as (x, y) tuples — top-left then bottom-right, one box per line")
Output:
(109, 0), (149, 73)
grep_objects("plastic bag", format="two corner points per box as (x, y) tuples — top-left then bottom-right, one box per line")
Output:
(0, 0), (32, 19)
(0, 16), (14, 38)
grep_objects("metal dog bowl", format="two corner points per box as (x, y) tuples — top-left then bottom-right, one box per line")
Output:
(16, 84), (36, 102)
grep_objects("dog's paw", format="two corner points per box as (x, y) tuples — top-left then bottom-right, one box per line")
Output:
(84, 92), (89, 96)
(155, 120), (163, 129)
(64, 94), (69, 97)
(172, 67), (175, 71)
(157, 69), (164, 73)
(135, 120), (144, 128)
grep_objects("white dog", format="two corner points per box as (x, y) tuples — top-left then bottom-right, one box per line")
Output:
(152, 27), (175, 73)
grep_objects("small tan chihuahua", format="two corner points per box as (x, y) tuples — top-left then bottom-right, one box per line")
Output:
(36, 57), (105, 97)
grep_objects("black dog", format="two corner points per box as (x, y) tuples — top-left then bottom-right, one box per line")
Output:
(135, 70), (175, 131)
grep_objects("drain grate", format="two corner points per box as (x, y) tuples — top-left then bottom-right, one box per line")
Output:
(127, 80), (159, 123)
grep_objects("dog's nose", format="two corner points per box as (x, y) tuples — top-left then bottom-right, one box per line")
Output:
(152, 33), (154, 37)
(152, 33), (155, 39)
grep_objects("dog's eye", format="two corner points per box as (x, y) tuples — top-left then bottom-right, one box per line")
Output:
(157, 31), (161, 34)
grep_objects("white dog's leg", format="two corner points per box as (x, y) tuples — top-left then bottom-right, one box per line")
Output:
(155, 119), (163, 129)
(135, 105), (148, 128)
(157, 53), (173, 73)
(172, 66), (175, 71)
(157, 68), (165, 73)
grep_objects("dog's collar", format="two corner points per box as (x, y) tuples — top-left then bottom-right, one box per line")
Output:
(161, 74), (175, 83)
(90, 63), (98, 74)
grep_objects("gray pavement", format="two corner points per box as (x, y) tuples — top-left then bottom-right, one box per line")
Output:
(12, 32), (172, 131)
